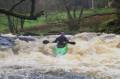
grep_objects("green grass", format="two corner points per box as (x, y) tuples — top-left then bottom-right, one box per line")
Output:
(83, 8), (115, 15)
(0, 15), (8, 33)
(24, 16), (46, 28)
(0, 8), (115, 33)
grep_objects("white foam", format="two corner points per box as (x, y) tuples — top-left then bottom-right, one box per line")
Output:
(0, 33), (120, 79)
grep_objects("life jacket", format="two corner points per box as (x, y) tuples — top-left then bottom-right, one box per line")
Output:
(55, 36), (68, 48)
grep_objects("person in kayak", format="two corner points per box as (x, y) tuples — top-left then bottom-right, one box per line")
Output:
(53, 32), (69, 48)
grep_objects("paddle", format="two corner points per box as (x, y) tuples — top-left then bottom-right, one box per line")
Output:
(43, 40), (76, 45)
(68, 41), (76, 45)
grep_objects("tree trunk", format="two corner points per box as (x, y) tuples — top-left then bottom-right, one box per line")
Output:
(91, 0), (95, 9)
(115, 0), (120, 21)
(65, 5), (73, 20)
(7, 16), (14, 33)
(105, 0), (112, 8)
(20, 18), (25, 32)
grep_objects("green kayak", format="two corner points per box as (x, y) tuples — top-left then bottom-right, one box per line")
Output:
(53, 44), (68, 56)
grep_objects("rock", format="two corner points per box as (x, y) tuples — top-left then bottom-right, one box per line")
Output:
(99, 34), (116, 40)
(8, 76), (24, 79)
(17, 36), (35, 42)
(22, 32), (40, 36)
(0, 36), (15, 49)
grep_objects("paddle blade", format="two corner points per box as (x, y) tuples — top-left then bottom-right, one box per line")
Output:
(43, 40), (49, 44)
(68, 42), (76, 45)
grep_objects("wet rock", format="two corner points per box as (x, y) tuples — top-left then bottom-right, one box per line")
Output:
(99, 34), (116, 40)
(17, 36), (35, 42)
(22, 32), (40, 36)
(45, 69), (65, 76)
(0, 36), (15, 49)
(0, 74), (4, 79)
(8, 76), (24, 79)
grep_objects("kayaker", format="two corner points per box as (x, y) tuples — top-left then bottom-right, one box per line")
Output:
(53, 32), (69, 48)
(43, 32), (75, 56)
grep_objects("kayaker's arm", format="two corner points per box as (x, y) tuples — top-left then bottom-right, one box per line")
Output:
(53, 38), (57, 43)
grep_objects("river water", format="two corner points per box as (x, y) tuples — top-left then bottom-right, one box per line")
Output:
(0, 33), (120, 79)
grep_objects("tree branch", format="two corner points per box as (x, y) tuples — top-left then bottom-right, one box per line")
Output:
(10, 0), (26, 11)
(78, 7), (84, 22)
(0, 8), (44, 20)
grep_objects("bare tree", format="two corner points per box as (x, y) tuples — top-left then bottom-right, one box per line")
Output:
(0, 0), (44, 33)
(57, 0), (84, 31)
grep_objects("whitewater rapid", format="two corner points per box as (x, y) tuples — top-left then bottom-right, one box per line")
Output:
(0, 33), (120, 79)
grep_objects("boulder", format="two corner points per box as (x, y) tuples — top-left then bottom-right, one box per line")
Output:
(0, 36), (15, 49)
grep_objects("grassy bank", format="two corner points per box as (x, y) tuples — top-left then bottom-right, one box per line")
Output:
(0, 8), (115, 34)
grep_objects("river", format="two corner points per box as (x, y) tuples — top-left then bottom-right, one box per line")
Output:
(0, 32), (120, 79)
